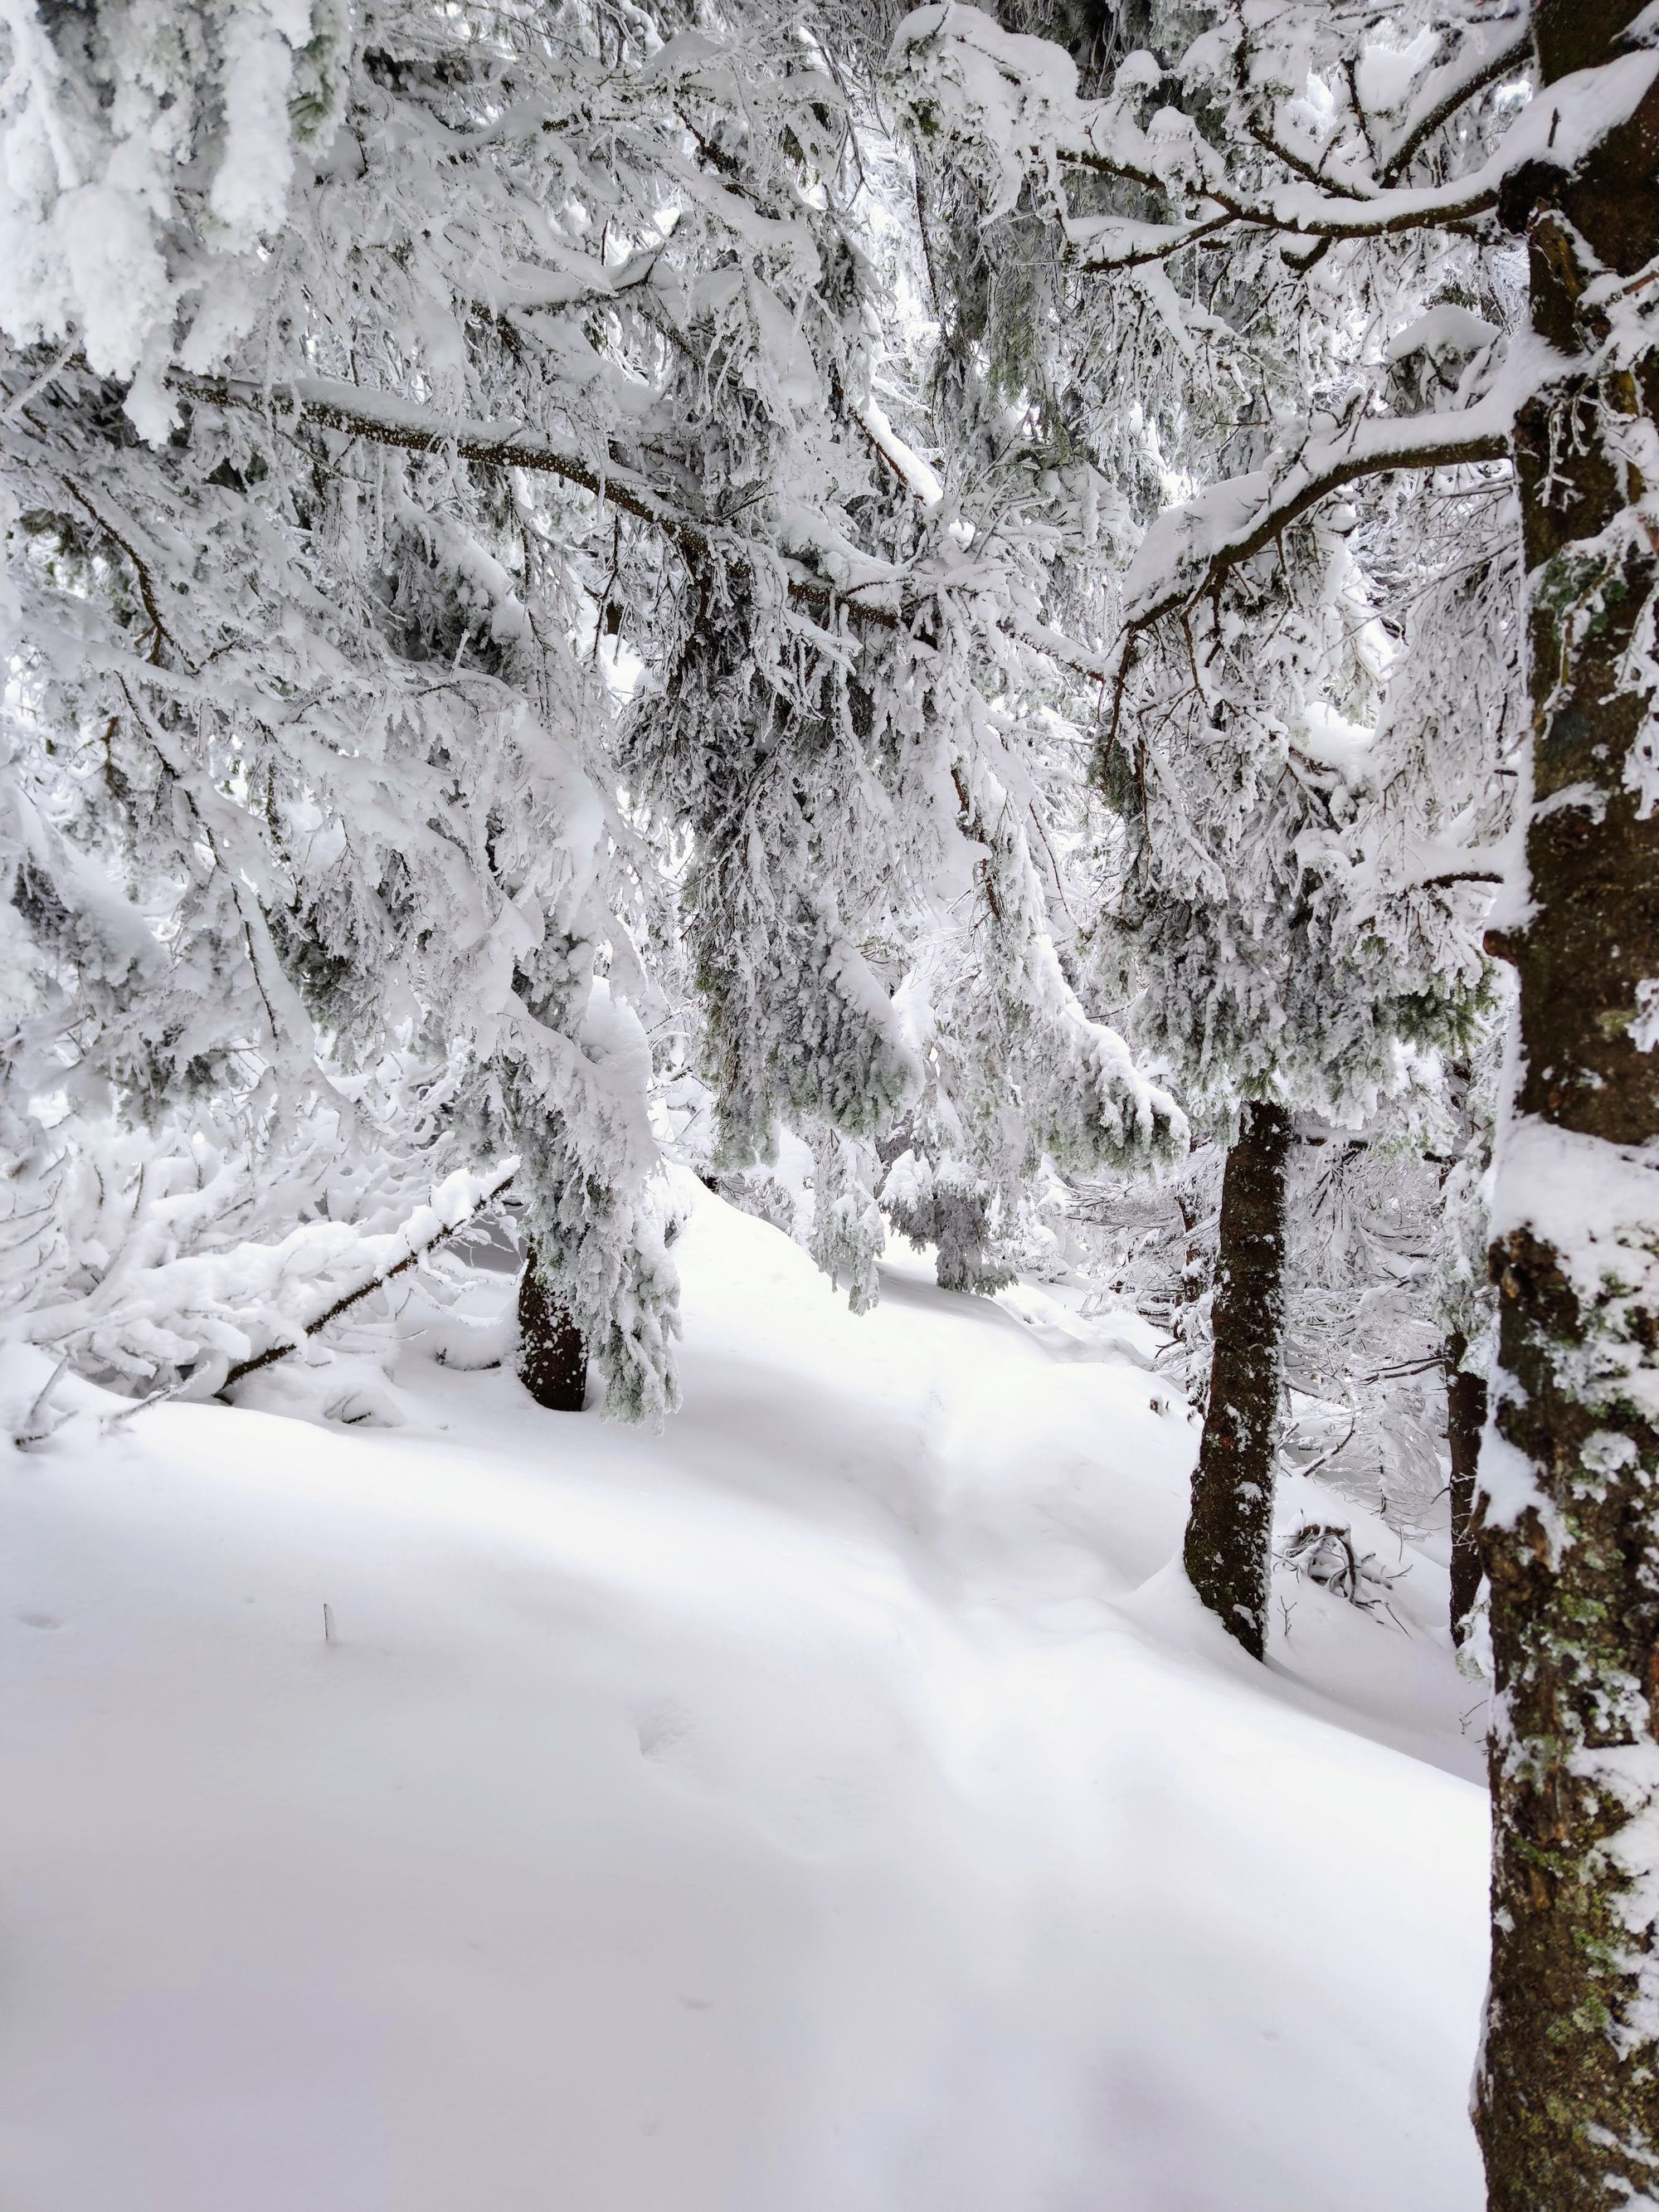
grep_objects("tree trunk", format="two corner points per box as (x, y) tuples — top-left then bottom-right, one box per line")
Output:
(1183, 1100), (1293, 1659)
(1445, 1329), (1486, 1646)
(1477, 7), (1659, 2200)
(516, 1243), (587, 1412)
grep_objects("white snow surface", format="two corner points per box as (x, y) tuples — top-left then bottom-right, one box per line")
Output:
(0, 1175), (1488, 2212)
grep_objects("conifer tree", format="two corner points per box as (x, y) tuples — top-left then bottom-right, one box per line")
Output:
(1, 0), (1180, 1407)
(891, 2), (1659, 2190)
(893, 0), (1499, 1654)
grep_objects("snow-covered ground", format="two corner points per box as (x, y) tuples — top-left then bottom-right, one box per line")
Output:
(0, 1177), (1488, 2211)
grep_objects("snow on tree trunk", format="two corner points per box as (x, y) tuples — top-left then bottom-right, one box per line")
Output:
(1476, 5), (1659, 2199)
(516, 1245), (587, 1415)
(1444, 1328), (1486, 1648)
(1183, 1102), (1292, 1659)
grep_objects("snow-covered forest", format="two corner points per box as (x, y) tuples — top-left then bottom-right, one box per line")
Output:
(1, 0), (1656, 2205)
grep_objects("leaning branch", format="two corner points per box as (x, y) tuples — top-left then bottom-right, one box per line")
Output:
(100, 1165), (520, 1430)
(1096, 387), (1520, 730)
(1376, 25), (1534, 185)
(216, 1162), (519, 1393)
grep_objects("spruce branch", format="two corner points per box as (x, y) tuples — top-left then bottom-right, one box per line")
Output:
(168, 370), (727, 561)
(165, 367), (1129, 687)
(99, 1166), (518, 1428)
(1121, 393), (1518, 639)
(216, 1163), (519, 1394)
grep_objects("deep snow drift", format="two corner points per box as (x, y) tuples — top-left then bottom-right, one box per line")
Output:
(0, 1177), (1488, 2212)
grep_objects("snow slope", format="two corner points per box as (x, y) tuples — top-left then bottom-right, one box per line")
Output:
(0, 1177), (1488, 2212)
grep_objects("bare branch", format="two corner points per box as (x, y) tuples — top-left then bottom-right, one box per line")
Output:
(1413, 869), (1506, 890)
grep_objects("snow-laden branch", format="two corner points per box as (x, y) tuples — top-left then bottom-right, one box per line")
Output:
(892, 5), (1657, 261)
(1066, 137), (1502, 250)
(170, 366), (1132, 689)
(166, 351), (1525, 720)
(215, 1160), (518, 1393)
(1073, 47), (1659, 258)
(1372, 22), (1535, 186)
(171, 370), (726, 559)
(83, 1162), (522, 1425)
(170, 368), (917, 632)
(1119, 378), (1523, 634)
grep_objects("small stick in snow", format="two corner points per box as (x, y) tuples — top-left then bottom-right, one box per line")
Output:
(13, 1355), (71, 1449)
(323, 1602), (336, 1646)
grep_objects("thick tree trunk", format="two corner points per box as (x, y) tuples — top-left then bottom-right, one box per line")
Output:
(1183, 1100), (1293, 1659)
(1445, 1330), (1486, 1646)
(1476, 7), (1659, 2200)
(516, 1243), (587, 1412)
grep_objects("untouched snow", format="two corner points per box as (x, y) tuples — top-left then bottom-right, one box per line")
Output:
(0, 1177), (1488, 2212)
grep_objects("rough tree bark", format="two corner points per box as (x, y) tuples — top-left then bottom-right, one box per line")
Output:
(1183, 1100), (1293, 1659)
(1445, 1328), (1487, 1645)
(516, 1242), (587, 1412)
(1476, 4), (1659, 2200)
